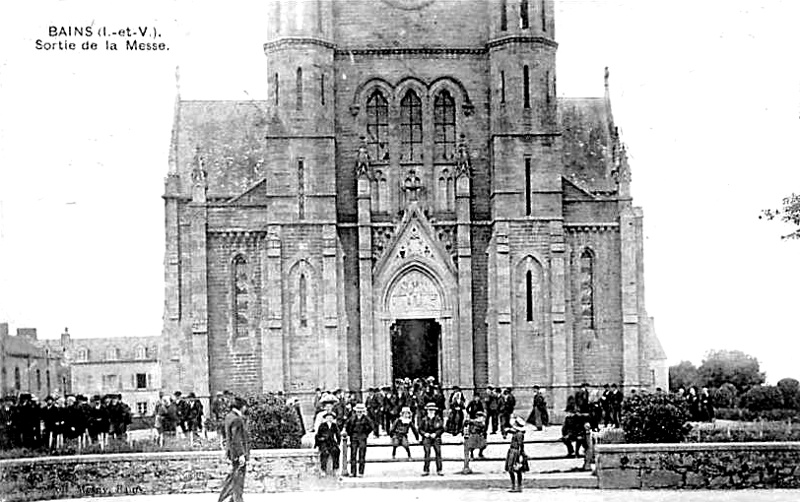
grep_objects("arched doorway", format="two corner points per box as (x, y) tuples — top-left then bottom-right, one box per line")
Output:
(390, 319), (441, 381)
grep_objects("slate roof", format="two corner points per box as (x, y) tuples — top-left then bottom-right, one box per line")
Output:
(3, 335), (48, 358)
(559, 97), (618, 189)
(645, 317), (668, 361)
(169, 100), (271, 198)
(168, 96), (622, 198)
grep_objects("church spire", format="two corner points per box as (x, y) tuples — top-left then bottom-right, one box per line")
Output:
(167, 66), (181, 176)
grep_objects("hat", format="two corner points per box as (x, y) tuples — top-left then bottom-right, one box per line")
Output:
(533, 385), (540, 390)
(354, 403), (366, 412)
(320, 393), (338, 405)
(511, 416), (526, 430)
(425, 402), (438, 411)
(231, 397), (247, 410)
(381, 386), (391, 391)
(92, 395), (101, 402)
(216, 391), (223, 396)
(188, 392), (196, 399)
(400, 406), (412, 415)
(476, 410), (486, 417)
(45, 395), (54, 402)
(487, 385), (494, 390)
(453, 385), (461, 391)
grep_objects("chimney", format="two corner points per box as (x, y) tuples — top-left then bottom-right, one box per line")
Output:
(61, 327), (71, 347)
(0, 323), (8, 337)
(17, 327), (37, 341)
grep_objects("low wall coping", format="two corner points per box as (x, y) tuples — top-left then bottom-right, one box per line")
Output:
(597, 442), (800, 454)
(0, 448), (317, 467)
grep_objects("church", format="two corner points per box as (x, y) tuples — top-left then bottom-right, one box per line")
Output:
(160, 0), (667, 412)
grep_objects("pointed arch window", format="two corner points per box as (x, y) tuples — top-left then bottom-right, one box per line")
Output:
(317, 0), (323, 33)
(526, 270), (534, 321)
(273, 72), (279, 106)
(434, 90), (457, 161)
(376, 170), (389, 212)
(520, 0), (530, 29)
(400, 90), (423, 162)
(299, 273), (308, 327)
(36, 369), (41, 391)
(580, 249), (595, 329)
(296, 67), (303, 111)
(233, 255), (249, 338)
(366, 90), (389, 161)
(438, 168), (453, 211)
(14, 367), (20, 391)
(541, 0), (547, 31)
(523, 65), (531, 109)
(500, 0), (508, 31)
(46, 370), (51, 392)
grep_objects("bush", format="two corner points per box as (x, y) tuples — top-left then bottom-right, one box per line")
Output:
(244, 394), (303, 449)
(740, 385), (784, 413)
(777, 378), (800, 410)
(621, 392), (692, 443)
(711, 383), (737, 409)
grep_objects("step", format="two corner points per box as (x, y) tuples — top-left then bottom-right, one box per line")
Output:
(362, 454), (583, 463)
(340, 471), (598, 490)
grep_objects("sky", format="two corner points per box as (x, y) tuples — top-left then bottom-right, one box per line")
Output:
(0, 0), (798, 383)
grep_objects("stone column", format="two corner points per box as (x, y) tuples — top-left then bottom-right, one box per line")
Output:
(495, 222), (513, 387)
(261, 225), (284, 392)
(188, 201), (210, 401)
(455, 174), (474, 388)
(549, 221), (568, 410)
(620, 204), (640, 388)
(322, 224), (339, 388)
(357, 175), (374, 389)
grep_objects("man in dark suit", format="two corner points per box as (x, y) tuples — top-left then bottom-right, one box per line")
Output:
(574, 383), (590, 414)
(219, 397), (249, 502)
(344, 403), (372, 477)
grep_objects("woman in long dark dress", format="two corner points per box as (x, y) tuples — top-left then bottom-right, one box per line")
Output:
(504, 416), (530, 492)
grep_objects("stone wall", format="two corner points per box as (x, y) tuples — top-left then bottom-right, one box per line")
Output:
(596, 442), (800, 489)
(0, 449), (322, 502)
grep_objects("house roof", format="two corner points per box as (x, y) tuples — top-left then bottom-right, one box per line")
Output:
(3, 335), (48, 358)
(645, 317), (668, 361)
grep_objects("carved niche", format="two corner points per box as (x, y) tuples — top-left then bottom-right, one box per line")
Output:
(388, 270), (442, 318)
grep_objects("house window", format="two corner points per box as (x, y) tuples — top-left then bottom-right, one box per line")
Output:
(105, 347), (118, 361)
(299, 273), (308, 327)
(523, 65), (530, 109)
(233, 255), (249, 338)
(14, 367), (20, 391)
(545, 70), (551, 105)
(37, 369), (41, 391)
(317, 0), (323, 32)
(400, 90), (423, 162)
(137, 402), (148, 415)
(500, 0), (507, 31)
(580, 249), (595, 329)
(76, 347), (88, 362)
(135, 345), (147, 360)
(434, 90), (457, 161)
(46, 370), (51, 391)
(366, 90), (389, 161)
(136, 373), (147, 389)
(524, 157), (532, 215)
(520, 0), (529, 29)
(296, 67), (303, 111)
(320, 74), (325, 105)
(103, 374), (118, 391)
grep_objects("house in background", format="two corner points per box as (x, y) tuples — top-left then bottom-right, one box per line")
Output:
(0, 323), (67, 399)
(41, 329), (162, 416)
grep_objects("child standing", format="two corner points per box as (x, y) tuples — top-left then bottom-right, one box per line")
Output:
(504, 416), (529, 492)
(389, 406), (419, 459)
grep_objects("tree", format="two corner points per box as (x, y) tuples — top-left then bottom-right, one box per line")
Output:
(697, 350), (765, 394)
(668, 361), (699, 392)
(740, 385), (784, 413)
(777, 378), (800, 410)
(760, 193), (800, 239)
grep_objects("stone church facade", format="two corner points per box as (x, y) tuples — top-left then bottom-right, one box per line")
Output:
(160, 0), (666, 410)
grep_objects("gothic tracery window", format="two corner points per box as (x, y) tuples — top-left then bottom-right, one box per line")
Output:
(233, 255), (249, 338)
(366, 90), (389, 161)
(434, 90), (456, 161)
(580, 249), (595, 329)
(520, 0), (530, 29)
(400, 90), (423, 162)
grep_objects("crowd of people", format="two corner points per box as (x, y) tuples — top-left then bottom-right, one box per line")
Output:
(0, 392), (132, 451)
